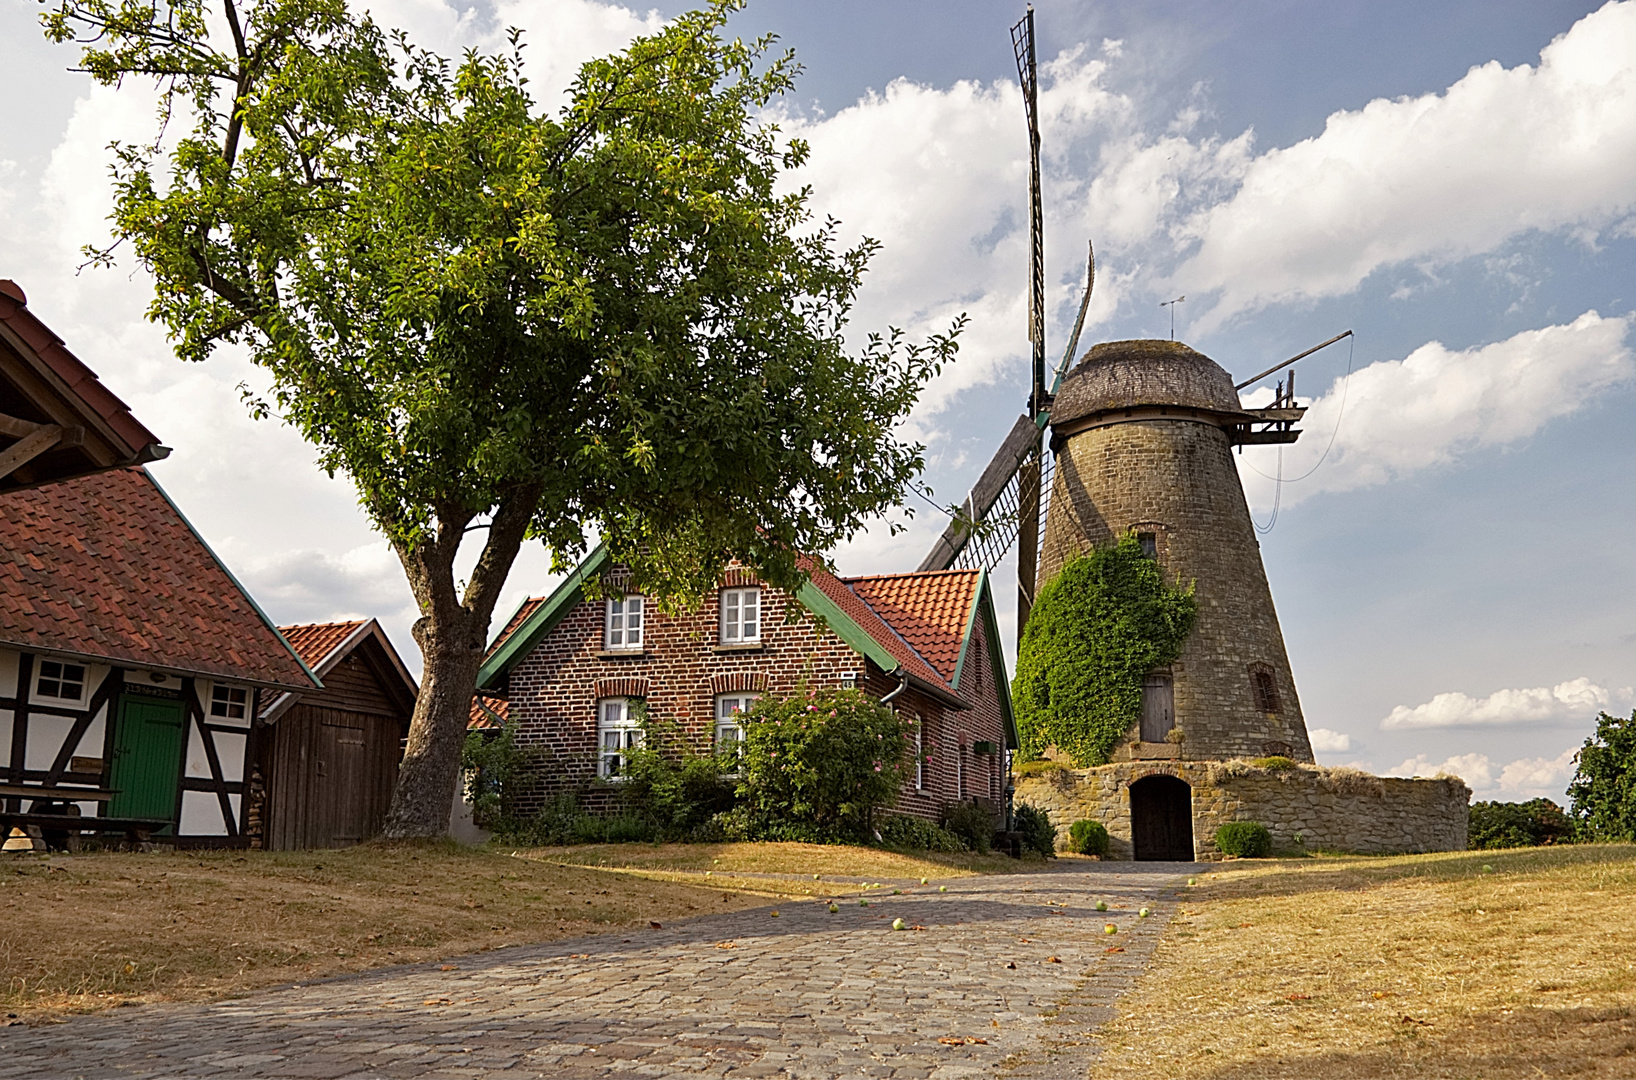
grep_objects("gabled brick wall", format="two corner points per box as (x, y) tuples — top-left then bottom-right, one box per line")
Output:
(500, 569), (1010, 822)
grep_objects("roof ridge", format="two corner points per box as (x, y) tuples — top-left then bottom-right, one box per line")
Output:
(840, 567), (979, 583)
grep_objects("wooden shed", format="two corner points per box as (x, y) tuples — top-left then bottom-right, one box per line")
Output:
(254, 621), (417, 850)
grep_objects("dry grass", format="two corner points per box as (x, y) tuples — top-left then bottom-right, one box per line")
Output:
(0, 840), (794, 1021)
(524, 840), (1028, 880)
(1090, 844), (1636, 1079)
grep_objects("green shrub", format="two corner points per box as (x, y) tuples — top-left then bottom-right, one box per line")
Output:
(618, 715), (738, 838)
(1012, 802), (1058, 858)
(1215, 820), (1273, 857)
(1013, 758), (1069, 779)
(1069, 818), (1110, 856)
(1252, 755), (1297, 771)
(738, 688), (911, 843)
(461, 721), (545, 833)
(940, 801), (994, 854)
(1012, 534), (1196, 766)
(877, 813), (965, 853)
(1469, 799), (1574, 849)
(1568, 710), (1636, 841)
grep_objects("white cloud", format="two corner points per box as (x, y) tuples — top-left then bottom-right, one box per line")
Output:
(1382, 677), (1625, 730)
(1238, 311), (1635, 508)
(1393, 747), (1580, 800)
(1307, 727), (1352, 753)
(1173, 0), (1636, 328)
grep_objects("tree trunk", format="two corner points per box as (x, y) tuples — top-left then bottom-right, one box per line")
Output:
(380, 486), (542, 839)
(380, 609), (485, 838)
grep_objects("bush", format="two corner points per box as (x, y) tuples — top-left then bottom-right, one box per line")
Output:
(1013, 758), (1069, 779)
(1469, 799), (1574, 849)
(619, 716), (738, 838)
(738, 688), (911, 843)
(1069, 818), (1110, 856)
(1215, 820), (1273, 858)
(938, 801), (994, 854)
(461, 721), (544, 833)
(1013, 802), (1058, 858)
(877, 813), (965, 853)
(1252, 755), (1297, 771)
(1012, 534), (1197, 766)
(1568, 710), (1636, 841)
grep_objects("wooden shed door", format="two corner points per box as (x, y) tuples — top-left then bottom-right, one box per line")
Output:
(312, 719), (368, 847)
(108, 696), (185, 830)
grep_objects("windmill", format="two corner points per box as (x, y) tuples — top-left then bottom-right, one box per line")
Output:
(917, 7), (1351, 649)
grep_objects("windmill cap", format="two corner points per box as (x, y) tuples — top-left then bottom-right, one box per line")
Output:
(1050, 339), (1243, 428)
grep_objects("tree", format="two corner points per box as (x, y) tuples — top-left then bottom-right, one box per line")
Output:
(1012, 532), (1196, 766)
(42, 0), (959, 835)
(1567, 710), (1636, 842)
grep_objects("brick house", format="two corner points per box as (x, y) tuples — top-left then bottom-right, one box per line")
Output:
(473, 546), (1016, 821)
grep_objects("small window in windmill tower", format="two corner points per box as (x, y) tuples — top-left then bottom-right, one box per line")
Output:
(605, 595), (644, 650)
(1137, 532), (1158, 559)
(35, 660), (86, 702)
(210, 684), (249, 720)
(719, 587), (761, 644)
(1251, 666), (1282, 713)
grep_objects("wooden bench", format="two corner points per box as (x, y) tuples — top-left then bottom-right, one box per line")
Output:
(0, 785), (169, 850)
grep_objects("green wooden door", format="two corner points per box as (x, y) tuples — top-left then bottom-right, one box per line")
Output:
(108, 696), (185, 828)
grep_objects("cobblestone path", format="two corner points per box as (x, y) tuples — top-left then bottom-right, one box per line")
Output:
(1, 861), (1194, 1079)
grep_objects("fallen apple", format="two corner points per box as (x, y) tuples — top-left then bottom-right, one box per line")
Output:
(1096, 900), (1108, 911)
(828, 903), (839, 913)
(1139, 907), (1151, 918)
(939, 885), (948, 892)
(892, 918), (906, 931)
(1104, 923), (1117, 935)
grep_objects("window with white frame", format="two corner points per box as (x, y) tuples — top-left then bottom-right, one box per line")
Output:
(912, 713), (925, 790)
(210, 683), (249, 720)
(719, 587), (761, 644)
(714, 693), (757, 765)
(597, 698), (644, 778)
(604, 595), (644, 650)
(35, 660), (86, 702)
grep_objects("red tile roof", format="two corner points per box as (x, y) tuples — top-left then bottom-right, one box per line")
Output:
(0, 466), (316, 690)
(843, 569), (981, 686)
(279, 620), (367, 670)
(802, 564), (954, 691)
(0, 280), (167, 491)
(489, 597), (545, 660)
(470, 693), (509, 730)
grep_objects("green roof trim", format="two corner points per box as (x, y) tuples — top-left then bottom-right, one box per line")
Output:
(950, 570), (1018, 750)
(794, 578), (899, 673)
(476, 544), (610, 691)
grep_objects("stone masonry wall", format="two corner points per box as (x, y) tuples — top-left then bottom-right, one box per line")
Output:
(1016, 761), (1469, 859)
(1039, 417), (1314, 763)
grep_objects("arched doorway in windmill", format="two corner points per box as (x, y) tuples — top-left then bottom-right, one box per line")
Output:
(1129, 774), (1195, 861)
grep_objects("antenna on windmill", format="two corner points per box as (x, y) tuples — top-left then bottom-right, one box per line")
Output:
(1160, 296), (1186, 340)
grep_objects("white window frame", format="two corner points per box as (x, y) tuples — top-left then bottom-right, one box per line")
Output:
(210, 683), (249, 720)
(714, 693), (757, 770)
(604, 595), (644, 651)
(35, 659), (86, 704)
(913, 714), (924, 790)
(719, 587), (761, 644)
(597, 698), (644, 779)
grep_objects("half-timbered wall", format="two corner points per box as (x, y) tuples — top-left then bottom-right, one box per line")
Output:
(0, 645), (256, 839)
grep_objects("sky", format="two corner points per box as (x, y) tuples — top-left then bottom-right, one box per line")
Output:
(3, 0), (1633, 805)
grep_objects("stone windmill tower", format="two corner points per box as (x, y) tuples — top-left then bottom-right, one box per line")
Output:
(1039, 338), (1315, 764)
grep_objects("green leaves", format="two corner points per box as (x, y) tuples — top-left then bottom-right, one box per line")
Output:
(1012, 532), (1197, 766)
(1568, 711), (1636, 842)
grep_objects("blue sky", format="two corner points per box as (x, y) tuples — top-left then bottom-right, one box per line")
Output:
(3, 0), (1633, 801)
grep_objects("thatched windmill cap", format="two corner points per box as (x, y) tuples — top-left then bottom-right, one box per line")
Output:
(1050, 339), (1244, 429)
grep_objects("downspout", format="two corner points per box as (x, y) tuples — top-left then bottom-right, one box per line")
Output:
(880, 668), (910, 704)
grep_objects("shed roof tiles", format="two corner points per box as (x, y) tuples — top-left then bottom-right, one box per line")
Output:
(0, 466), (316, 690)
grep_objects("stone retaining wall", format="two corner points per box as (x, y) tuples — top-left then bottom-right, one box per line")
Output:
(1015, 760), (1469, 859)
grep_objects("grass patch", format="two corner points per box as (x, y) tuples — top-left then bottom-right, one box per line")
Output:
(1092, 844), (1636, 1079)
(520, 840), (1026, 879)
(0, 840), (791, 1021)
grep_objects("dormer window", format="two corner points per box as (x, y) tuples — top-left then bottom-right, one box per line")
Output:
(605, 595), (644, 650)
(211, 684), (249, 719)
(36, 660), (85, 702)
(719, 587), (761, 644)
